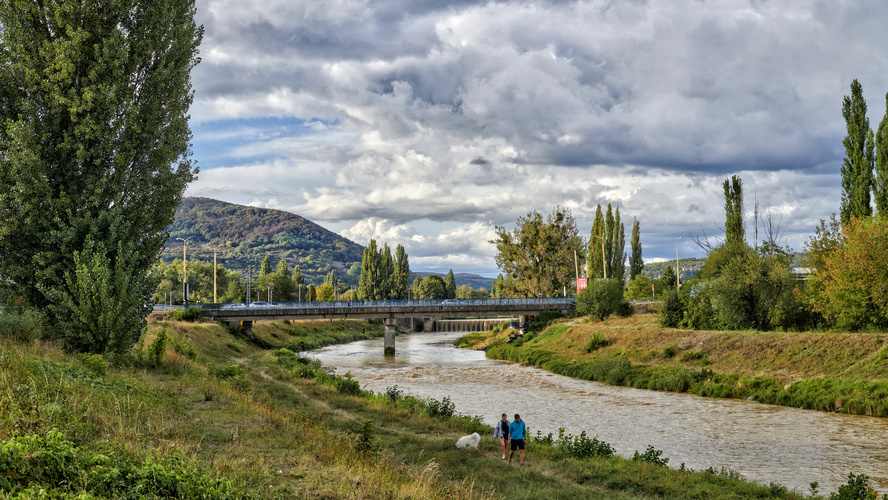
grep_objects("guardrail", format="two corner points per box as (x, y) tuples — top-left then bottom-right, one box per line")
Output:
(201, 297), (576, 311)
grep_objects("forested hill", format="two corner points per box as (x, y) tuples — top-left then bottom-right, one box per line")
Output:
(160, 197), (363, 279)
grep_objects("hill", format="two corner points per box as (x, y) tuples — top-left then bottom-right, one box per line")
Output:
(161, 197), (363, 281)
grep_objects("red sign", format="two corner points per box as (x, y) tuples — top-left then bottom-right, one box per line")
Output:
(576, 278), (588, 293)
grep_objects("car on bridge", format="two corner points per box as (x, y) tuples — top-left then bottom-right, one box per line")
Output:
(249, 302), (275, 309)
(221, 303), (247, 310)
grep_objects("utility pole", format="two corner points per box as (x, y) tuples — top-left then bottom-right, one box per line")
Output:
(177, 237), (191, 305)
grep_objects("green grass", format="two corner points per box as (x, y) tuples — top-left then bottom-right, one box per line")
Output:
(0, 313), (865, 499)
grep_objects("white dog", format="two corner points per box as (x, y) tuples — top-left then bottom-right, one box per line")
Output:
(455, 432), (481, 450)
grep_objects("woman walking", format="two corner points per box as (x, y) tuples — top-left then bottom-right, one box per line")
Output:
(493, 413), (511, 459)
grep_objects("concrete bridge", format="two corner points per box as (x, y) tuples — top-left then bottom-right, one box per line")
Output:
(201, 298), (576, 353)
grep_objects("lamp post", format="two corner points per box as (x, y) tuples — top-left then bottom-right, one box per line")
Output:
(675, 236), (682, 292)
(176, 237), (191, 305)
(785, 235), (794, 254)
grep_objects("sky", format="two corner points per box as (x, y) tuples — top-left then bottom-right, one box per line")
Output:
(185, 0), (888, 277)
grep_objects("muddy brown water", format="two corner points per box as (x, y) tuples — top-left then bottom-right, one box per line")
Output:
(306, 331), (888, 494)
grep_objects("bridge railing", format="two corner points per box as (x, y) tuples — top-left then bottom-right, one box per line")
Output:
(201, 297), (575, 311)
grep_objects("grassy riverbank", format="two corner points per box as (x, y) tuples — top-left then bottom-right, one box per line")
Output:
(1, 313), (874, 498)
(462, 311), (888, 417)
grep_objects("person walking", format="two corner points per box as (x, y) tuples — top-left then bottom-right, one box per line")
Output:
(493, 413), (511, 459)
(508, 414), (527, 467)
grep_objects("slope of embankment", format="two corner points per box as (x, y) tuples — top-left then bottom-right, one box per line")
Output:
(471, 312), (888, 417)
(0, 313), (832, 498)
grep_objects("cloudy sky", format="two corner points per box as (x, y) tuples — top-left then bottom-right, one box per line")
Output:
(186, 0), (888, 276)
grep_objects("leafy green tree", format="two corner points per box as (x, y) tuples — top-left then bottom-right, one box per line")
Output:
(444, 270), (457, 299)
(417, 275), (446, 300)
(609, 206), (626, 282)
(0, 0), (201, 354)
(392, 245), (410, 299)
(575, 279), (631, 321)
(260, 256), (273, 277)
(723, 175), (745, 244)
(661, 266), (677, 292)
(629, 218), (644, 280)
(306, 284), (317, 302)
(840, 79), (875, 224)
(380, 244), (394, 299)
(587, 207), (605, 279)
(493, 206), (585, 297)
(277, 259), (290, 276)
(625, 274), (659, 300)
(316, 283), (335, 301)
(875, 93), (888, 216)
(809, 217), (888, 330)
(357, 240), (381, 300)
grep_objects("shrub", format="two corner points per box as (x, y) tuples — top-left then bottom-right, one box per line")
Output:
(556, 428), (615, 459)
(79, 354), (108, 378)
(576, 279), (630, 321)
(584, 332), (609, 352)
(0, 309), (45, 342)
(148, 327), (168, 366)
(331, 371), (362, 395)
(829, 472), (888, 500)
(659, 291), (684, 328)
(632, 445), (669, 466)
(170, 334), (196, 360)
(426, 396), (455, 418)
(168, 306), (202, 322)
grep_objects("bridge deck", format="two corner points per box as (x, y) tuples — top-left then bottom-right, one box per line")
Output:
(201, 297), (575, 322)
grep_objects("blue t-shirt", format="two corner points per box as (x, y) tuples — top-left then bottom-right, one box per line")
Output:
(509, 419), (526, 440)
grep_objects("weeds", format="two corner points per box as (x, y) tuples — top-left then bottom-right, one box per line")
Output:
(584, 332), (609, 352)
(632, 445), (669, 466)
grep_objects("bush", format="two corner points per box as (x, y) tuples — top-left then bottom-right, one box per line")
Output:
(632, 445), (669, 466)
(148, 327), (168, 366)
(426, 396), (455, 418)
(556, 428), (615, 459)
(576, 279), (630, 321)
(830, 472), (888, 500)
(584, 333), (609, 352)
(168, 306), (202, 322)
(659, 291), (684, 328)
(0, 309), (45, 342)
(79, 354), (108, 378)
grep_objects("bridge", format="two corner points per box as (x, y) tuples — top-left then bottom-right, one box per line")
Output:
(201, 298), (576, 353)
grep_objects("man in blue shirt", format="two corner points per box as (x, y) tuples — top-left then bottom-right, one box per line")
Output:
(508, 413), (527, 467)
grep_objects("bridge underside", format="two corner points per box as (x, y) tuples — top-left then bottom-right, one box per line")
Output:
(203, 299), (574, 353)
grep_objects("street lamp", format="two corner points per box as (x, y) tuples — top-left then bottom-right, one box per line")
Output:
(176, 237), (191, 305)
(675, 236), (682, 292)
(785, 235), (794, 254)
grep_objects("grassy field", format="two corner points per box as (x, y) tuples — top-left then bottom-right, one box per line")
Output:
(466, 310), (888, 417)
(0, 312), (879, 498)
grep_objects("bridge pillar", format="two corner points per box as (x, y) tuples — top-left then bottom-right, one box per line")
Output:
(518, 315), (527, 335)
(383, 319), (397, 355)
(240, 320), (253, 338)
(423, 318), (435, 332)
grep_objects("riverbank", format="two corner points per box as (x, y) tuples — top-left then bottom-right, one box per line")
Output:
(0, 314), (841, 499)
(462, 312), (888, 417)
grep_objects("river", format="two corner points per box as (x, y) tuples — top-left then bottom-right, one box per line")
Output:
(306, 331), (888, 494)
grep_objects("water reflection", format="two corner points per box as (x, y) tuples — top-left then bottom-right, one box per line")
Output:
(307, 331), (888, 493)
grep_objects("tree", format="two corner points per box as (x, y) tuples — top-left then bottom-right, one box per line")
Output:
(380, 244), (394, 299)
(417, 275), (446, 300)
(276, 259), (290, 276)
(609, 206), (626, 282)
(840, 79), (874, 224)
(587, 206), (605, 279)
(0, 0), (202, 354)
(316, 283), (335, 301)
(629, 218), (644, 280)
(724, 176), (745, 244)
(493, 207), (585, 297)
(392, 244), (410, 299)
(260, 256), (273, 277)
(809, 217), (888, 330)
(661, 266), (677, 291)
(357, 240), (381, 300)
(875, 93), (888, 216)
(444, 270), (457, 299)
(575, 279), (631, 322)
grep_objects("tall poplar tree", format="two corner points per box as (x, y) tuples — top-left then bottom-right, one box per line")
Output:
(875, 92), (888, 216)
(0, 0), (202, 354)
(840, 79), (874, 224)
(724, 176), (745, 245)
(629, 218), (644, 280)
(609, 206), (626, 282)
(392, 244), (410, 299)
(444, 270), (457, 299)
(587, 206), (605, 279)
(357, 239), (381, 300)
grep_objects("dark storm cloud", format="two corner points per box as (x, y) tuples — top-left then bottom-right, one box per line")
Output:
(187, 0), (888, 268)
